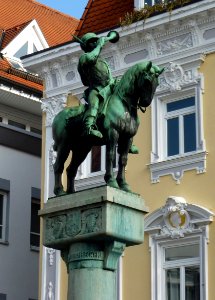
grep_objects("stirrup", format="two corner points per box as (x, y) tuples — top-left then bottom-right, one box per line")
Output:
(89, 128), (103, 138)
(83, 127), (103, 138)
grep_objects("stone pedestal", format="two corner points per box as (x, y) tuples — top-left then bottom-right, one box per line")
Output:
(40, 186), (148, 300)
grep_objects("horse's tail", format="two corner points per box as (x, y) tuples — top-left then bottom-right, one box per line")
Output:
(53, 142), (58, 152)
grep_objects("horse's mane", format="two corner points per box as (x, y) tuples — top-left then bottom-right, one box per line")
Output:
(115, 62), (150, 96)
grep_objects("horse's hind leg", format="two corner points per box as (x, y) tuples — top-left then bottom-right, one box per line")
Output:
(116, 138), (132, 192)
(53, 145), (70, 196)
(104, 131), (119, 189)
(66, 147), (91, 194)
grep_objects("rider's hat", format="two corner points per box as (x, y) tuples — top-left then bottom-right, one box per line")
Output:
(72, 32), (99, 51)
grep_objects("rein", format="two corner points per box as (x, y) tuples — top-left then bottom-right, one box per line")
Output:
(117, 88), (147, 114)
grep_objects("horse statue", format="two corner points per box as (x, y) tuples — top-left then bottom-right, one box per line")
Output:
(52, 61), (164, 196)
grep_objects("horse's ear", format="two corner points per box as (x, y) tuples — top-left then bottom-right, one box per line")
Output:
(145, 61), (152, 72)
(158, 67), (165, 75)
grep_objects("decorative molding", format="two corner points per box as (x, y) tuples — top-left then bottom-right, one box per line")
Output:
(149, 151), (207, 184)
(158, 62), (198, 92)
(47, 281), (55, 300)
(161, 196), (193, 238)
(150, 63), (206, 183)
(41, 95), (67, 127)
(145, 196), (214, 238)
(145, 196), (213, 300)
(157, 32), (193, 56)
(47, 248), (56, 266)
(49, 142), (57, 172)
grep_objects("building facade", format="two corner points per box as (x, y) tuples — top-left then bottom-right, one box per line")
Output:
(22, 0), (215, 299)
(0, 1), (78, 299)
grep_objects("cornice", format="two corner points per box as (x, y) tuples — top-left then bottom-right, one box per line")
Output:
(21, 0), (215, 100)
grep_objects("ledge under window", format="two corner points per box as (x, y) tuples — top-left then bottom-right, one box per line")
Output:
(148, 150), (207, 184)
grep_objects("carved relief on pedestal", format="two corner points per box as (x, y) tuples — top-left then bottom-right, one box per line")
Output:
(41, 94), (67, 127)
(45, 207), (102, 244)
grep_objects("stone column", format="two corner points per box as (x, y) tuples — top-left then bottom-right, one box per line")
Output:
(40, 186), (148, 300)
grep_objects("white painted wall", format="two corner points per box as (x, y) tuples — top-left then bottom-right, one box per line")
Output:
(0, 145), (41, 300)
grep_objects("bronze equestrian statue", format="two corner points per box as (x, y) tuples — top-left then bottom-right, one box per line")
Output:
(52, 31), (164, 196)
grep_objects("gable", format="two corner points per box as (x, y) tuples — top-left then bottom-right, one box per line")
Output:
(2, 20), (49, 59)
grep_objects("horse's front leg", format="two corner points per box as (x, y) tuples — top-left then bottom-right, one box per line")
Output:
(116, 138), (132, 192)
(66, 146), (91, 194)
(104, 132), (119, 189)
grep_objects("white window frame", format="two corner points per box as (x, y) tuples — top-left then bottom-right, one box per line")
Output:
(164, 95), (196, 158)
(75, 145), (118, 191)
(145, 197), (214, 300)
(158, 236), (202, 300)
(149, 78), (207, 184)
(0, 191), (8, 242)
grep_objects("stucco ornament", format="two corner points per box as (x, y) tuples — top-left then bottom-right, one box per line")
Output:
(161, 196), (193, 238)
(41, 94), (67, 127)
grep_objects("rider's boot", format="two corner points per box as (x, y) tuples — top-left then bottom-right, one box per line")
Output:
(83, 116), (103, 138)
(129, 144), (139, 154)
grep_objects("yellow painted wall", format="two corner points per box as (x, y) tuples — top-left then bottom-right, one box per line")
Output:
(41, 54), (215, 299)
(122, 53), (215, 300)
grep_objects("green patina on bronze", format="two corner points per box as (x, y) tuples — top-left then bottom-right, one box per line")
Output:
(52, 31), (164, 196)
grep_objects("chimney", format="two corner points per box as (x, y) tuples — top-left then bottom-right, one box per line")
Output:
(134, 0), (145, 10)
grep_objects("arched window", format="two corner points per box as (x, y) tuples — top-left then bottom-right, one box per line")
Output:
(145, 197), (214, 300)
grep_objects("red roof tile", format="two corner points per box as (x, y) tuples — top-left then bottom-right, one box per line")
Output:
(0, 58), (43, 94)
(0, 0), (79, 47)
(76, 0), (134, 37)
(1, 21), (32, 49)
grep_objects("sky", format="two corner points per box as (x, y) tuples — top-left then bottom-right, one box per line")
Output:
(36, 0), (89, 19)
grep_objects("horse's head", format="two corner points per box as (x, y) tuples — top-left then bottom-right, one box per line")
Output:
(137, 62), (164, 109)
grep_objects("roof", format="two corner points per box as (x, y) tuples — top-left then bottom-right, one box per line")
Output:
(0, 57), (43, 95)
(76, 0), (134, 37)
(0, 0), (80, 97)
(0, 0), (79, 47)
(1, 21), (32, 50)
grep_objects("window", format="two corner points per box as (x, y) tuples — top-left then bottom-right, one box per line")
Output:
(145, 196), (214, 300)
(165, 97), (196, 157)
(8, 119), (26, 130)
(0, 192), (8, 242)
(90, 146), (117, 174)
(149, 68), (206, 183)
(91, 146), (102, 173)
(75, 146), (118, 191)
(30, 188), (40, 250)
(164, 244), (200, 300)
(0, 294), (6, 300)
(134, 0), (160, 9)
(14, 42), (28, 59)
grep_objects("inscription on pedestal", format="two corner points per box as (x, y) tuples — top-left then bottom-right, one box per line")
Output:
(69, 251), (104, 261)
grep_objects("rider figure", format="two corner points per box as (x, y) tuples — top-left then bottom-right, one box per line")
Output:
(75, 32), (139, 153)
(77, 32), (113, 138)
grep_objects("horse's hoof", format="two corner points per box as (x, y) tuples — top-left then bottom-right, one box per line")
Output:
(117, 181), (132, 192)
(54, 188), (66, 196)
(106, 179), (119, 189)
